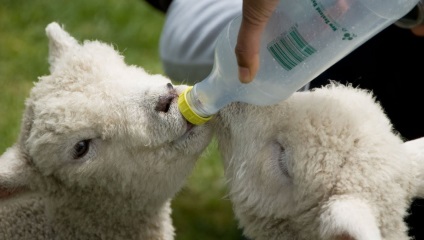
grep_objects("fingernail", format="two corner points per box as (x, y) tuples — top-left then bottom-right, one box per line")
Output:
(238, 67), (251, 83)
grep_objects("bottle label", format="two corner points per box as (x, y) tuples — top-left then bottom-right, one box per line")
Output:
(310, 0), (357, 40)
(267, 25), (317, 71)
(267, 0), (357, 71)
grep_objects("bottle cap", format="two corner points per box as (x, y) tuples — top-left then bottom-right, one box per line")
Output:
(178, 86), (212, 125)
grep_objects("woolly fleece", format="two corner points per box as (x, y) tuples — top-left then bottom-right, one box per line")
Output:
(0, 22), (213, 239)
(215, 83), (424, 240)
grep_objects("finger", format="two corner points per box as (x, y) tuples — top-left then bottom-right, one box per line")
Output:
(411, 24), (424, 36)
(235, 0), (279, 83)
(235, 20), (262, 83)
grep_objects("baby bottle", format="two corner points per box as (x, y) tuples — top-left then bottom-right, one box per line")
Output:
(178, 0), (420, 125)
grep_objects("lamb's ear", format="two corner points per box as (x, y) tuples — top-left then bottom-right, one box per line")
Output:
(0, 145), (33, 198)
(319, 196), (381, 240)
(0, 103), (35, 198)
(45, 22), (78, 72)
(404, 137), (424, 198)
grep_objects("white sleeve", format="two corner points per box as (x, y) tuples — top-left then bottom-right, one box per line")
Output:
(159, 0), (242, 84)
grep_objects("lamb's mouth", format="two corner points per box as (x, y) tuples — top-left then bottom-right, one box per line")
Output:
(186, 121), (194, 133)
(181, 120), (196, 139)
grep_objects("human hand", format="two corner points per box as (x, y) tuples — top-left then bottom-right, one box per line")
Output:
(235, 0), (279, 83)
(403, 1), (424, 36)
(412, 24), (424, 36)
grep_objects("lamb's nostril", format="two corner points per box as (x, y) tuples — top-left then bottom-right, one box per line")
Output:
(155, 83), (177, 113)
(155, 94), (177, 113)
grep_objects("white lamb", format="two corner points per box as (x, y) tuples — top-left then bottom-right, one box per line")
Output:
(0, 22), (213, 239)
(214, 83), (424, 240)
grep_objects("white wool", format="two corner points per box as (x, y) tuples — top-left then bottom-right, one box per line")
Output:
(215, 83), (424, 240)
(0, 22), (213, 239)
(319, 196), (381, 240)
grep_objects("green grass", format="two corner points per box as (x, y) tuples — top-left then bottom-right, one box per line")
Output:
(0, 0), (242, 239)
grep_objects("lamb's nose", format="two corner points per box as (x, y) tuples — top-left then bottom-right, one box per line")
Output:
(155, 84), (178, 113)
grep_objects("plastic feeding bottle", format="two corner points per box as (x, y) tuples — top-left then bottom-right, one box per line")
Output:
(178, 0), (420, 125)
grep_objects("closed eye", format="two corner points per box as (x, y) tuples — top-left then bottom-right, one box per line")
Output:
(278, 147), (290, 176)
(275, 143), (291, 178)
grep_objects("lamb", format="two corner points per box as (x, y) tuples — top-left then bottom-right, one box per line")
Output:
(0, 22), (213, 239)
(214, 83), (424, 240)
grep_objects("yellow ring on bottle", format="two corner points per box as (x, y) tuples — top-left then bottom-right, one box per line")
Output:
(178, 86), (212, 125)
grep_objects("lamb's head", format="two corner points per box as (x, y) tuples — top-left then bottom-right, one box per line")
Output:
(0, 22), (213, 207)
(215, 84), (424, 240)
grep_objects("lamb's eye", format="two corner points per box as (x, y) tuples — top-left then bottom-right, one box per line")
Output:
(73, 140), (91, 159)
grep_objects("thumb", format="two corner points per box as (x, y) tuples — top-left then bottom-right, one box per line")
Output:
(235, 0), (279, 83)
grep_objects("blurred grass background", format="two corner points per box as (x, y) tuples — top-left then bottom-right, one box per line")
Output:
(0, 0), (243, 239)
